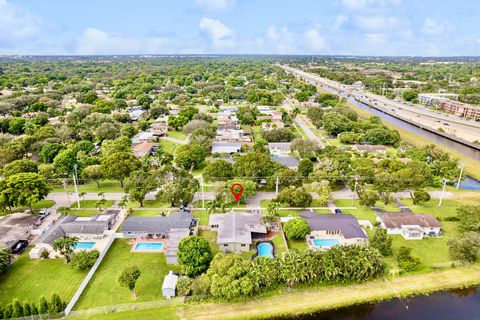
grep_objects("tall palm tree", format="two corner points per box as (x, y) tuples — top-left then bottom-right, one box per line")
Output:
(57, 206), (71, 216)
(52, 236), (78, 263)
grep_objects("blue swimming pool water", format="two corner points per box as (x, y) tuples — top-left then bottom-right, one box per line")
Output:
(270, 152), (288, 158)
(257, 242), (274, 258)
(73, 241), (96, 250)
(313, 239), (339, 247)
(134, 242), (164, 251)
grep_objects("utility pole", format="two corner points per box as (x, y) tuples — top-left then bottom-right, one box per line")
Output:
(438, 178), (448, 207)
(352, 176), (358, 207)
(456, 164), (464, 189)
(275, 177), (279, 198)
(63, 180), (71, 206)
(73, 164), (80, 209)
(201, 178), (205, 209)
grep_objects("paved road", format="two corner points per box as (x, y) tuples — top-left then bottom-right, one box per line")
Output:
(294, 115), (324, 147)
(282, 65), (480, 143)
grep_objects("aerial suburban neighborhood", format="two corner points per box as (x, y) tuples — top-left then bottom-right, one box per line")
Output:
(0, 1), (479, 320)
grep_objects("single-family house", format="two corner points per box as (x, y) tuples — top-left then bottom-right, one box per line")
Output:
(269, 142), (291, 155)
(0, 213), (41, 252)
(211, 142), (242, 154)
(209, 212), (268, 253)
(300, 212), (368, 250)
(132, 131), (156, 144)
(150, 122), (168, 137)
(271, 156), (300, 169)
(128, 108), (146, 121)
(132, 142), (156, 157)
(352, 145), (387, 154)
(376, 212), (442, 240)
(262, 121), (285, 131)
(162, 271), (178, 298)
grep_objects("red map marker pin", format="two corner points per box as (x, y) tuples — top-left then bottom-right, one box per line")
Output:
(230, 183), (244, 204)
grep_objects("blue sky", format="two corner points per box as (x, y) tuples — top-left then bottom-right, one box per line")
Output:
(0, 0), (479, 56)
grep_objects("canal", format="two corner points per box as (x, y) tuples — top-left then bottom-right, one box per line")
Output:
(270, 286), (480, 320)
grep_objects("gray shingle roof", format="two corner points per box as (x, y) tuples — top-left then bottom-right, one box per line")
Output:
(300, 211), (367, 239)
(122, 210), (193, 234)
(377, 212), (442, 229)
(209, 212), (267, 244)
(271, 156), (300, 168)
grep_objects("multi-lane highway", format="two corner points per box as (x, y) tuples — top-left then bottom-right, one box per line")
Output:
(281, 65), (480, 144)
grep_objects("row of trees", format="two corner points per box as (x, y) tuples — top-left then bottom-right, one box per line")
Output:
(182, 246), (385, 300)
(0, 294), (66, 319)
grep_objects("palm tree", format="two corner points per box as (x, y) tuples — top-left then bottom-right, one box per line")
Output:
(52, 236), (78, 263)
(57, 206), (71, 216)
(97, 192), (105, 200)
(118, 195), (128, 210)
(96, 198), (107, 211)
(206, 200), (218, 215)
(79, 192), (87, 201)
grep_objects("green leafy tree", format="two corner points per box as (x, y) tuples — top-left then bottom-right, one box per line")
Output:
(40, 143), (64, 163)
(157, 170), (199, 206)
(11, 299), (24, 318)
(178, 236), (213, 277)
(0, 247), (12, 273)
(38, 297), (49, 315)
(298, 158), (314, 177)
(52, 149), (77, 175)
(100, 152), (141, 187)
(1, 159), (38, 177)
(52, 236), (78, 263)
(2, 173), (50, 214)
(397, 246), (420, 272)
(175, 144), (206, 170)
(457, 206), (480, 233)
(448, 232), (480, 263)
(70, 250), (100, 270)
(283, 218), (311, 240)
(48, 294), (65, 314)
(233, 152), (275, 178)
(203, 160), (233, 182)
(370, 228), (392, 256)
(413, 189), (431, 205)
(81, 165), (103, 187)
(359, 189), (380, 207)
(118, 265), (141, 299)
(277, 186), (312, 208)
(124, 170), (157, 207)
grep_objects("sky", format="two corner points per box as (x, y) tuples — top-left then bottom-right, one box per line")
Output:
(0, 0), (479, 56)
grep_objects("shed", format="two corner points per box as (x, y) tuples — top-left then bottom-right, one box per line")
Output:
(162, 271), (178, 298)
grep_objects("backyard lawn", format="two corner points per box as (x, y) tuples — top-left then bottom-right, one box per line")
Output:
(198, 230), (219, 255)
(271, 234), (287, 255)
(0, 251), (87, 305)
(129, 210), (168, 217)
(127, 198), (171, 209)
(74, 239), (180, 310)
(384, 221), (459, 272)
(167, 131), (187, 141)
(193, 209), (210, 225)
(70, 209), (107, 217)
(159, 139), (179, 154)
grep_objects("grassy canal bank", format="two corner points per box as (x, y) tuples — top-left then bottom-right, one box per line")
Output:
(72, 263), (480, 320)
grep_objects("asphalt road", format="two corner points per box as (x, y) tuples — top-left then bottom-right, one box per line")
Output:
(282, 65), (480, 143)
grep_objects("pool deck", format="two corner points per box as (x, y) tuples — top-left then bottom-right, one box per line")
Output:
(128, 238), (168, 253)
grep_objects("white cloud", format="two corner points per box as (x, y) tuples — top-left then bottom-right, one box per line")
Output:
(199, 17), (234, 49)
(304, 26), (326, 52)
(75, 28), (173, 55)
(421, 18), (447, 36)
(341, 0), (401, 10)
(194, 0), (235, 12)
(0, 0), (42, 43)
(332, 15), (349, 31)
(355, 16), (398, 31)
(364, 33), (386, 45)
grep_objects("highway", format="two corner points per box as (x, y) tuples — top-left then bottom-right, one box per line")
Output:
(281, 65), (480, 144)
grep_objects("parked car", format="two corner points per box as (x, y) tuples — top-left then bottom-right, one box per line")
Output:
(11, 240), (28, 255)
(334, 208), (343, 214)
(39, 209), (50, 219)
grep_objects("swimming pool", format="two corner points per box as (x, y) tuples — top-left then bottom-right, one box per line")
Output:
(134, 242), (164, 251)
(257, 242), (274, 258)
(312, 239), (339, 247)
(73, 241), (96, 250)
(270, 152), (288, 158)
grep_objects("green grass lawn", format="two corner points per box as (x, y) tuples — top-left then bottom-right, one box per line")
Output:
(129, 210), (167, 217)
(159, 139), (179, 154)
(74, 239), (180, 310)
(198, 230), (219, 255)
(193, 210), (210, 225)
(70, 200), (114, 209)
(286, 238), (308, 251)
(278, 209), (304, 217)
(127, 198), (171, 209)
(191, 162), (207, 176)
(51, 180), (124, 193)
(384, 221), (459, 272)
(0, 251), (87, 305)
(70, 304), (180, 320)
(69, 209), (106, 217)
(167, 131), (187, 141)
(271, 234), (287, 255)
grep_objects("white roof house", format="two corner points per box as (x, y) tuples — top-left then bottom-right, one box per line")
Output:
(162, 271), (178, 298)
(211, 142), (242, 154)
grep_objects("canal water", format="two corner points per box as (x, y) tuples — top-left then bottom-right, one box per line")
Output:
(458, 176), (480, 190)
(305, 78), (480, 162)
(270, 287), (480, 320)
